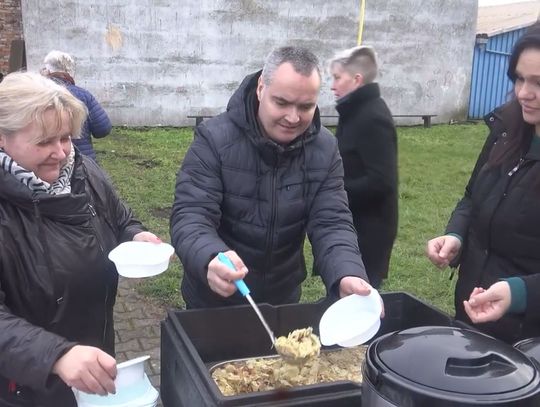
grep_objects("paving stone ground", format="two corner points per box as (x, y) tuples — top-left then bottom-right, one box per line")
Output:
(114, 276), (168, 406)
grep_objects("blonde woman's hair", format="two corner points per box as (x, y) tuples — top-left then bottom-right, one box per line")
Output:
(329, 45), (378, 84)
(43, 50), (75, 76)
(0, 71), (87, 141)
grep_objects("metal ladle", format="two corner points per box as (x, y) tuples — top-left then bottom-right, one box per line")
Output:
(217, 253), (312, 363)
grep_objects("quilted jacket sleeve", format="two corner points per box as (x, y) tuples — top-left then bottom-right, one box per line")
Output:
(170, 126), (230, 284)
(307, 138), (369, 291)
(85, 91), (112, 138)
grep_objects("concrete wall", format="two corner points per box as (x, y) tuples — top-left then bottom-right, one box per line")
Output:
(21, 0), (477, 126)
(362, 0), (478, 123)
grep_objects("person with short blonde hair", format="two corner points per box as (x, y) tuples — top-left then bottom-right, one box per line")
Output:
(0, 71), (161, 406)
(0, 71), (86, 141)
(329, 45), (378, 86)
(327, 45), (398, 288)
(41, 50), (111, 161)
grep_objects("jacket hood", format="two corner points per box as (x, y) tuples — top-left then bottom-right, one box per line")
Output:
(225, 70), (323, 159)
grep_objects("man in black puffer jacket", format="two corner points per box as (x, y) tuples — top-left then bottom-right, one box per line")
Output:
(171, 46), (373, 309)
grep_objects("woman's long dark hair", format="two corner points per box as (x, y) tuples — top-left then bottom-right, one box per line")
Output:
(487, 22), (540, 168)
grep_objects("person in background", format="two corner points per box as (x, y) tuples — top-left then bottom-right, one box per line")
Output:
(41, 50), (111, 161)
(0, 72), (160, 406)
(170, 46), (374, 309)
(328, 45), (398, 288)
(426, 22), (540, 343)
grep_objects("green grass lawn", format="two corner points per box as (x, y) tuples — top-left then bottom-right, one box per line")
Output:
(95, 123), (487, 314)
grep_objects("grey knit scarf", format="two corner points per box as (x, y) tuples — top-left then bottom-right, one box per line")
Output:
(0, 144), (75, 195)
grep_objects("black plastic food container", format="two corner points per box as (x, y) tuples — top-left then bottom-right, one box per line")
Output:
(161, 292), (470, 407)
(363, 326), (540, 406)
(514, 337), (540, 367)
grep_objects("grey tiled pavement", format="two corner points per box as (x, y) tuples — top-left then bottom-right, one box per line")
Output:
(114, 276), (168, 406)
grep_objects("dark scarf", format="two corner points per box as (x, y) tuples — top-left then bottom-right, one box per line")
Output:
(48, 71), (75, 86)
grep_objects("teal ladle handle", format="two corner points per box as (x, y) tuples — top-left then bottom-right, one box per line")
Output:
(217, 252), (250, 296)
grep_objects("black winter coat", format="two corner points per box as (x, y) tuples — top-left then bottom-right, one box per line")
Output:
(447, 101), (540, 343)
(335, 83), (398, 286)
(0, 152), (145, 406)
(170, 71), (368, 308)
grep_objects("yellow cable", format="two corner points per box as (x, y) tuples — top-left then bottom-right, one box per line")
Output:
(357, 0), (366, 45)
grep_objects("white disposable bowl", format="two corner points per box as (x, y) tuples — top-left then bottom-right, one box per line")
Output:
(337, 318), (381, 347)
(116, 355), (150, 388)
(108, 241), (174, 278)
(319, 290), (382, 347)
(74, 355), (159, 407)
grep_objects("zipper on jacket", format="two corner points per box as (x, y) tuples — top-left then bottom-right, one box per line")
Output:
(263, 165), (279, 297)
(88, 203), (105, 252)
(88, 202), (111, 347)
(507, 158), (524, 177)
(32, 197), (65, 315)
(102, 286), (109, 347)
(484, 157), (528, 267)
(32, 197), (40, 219)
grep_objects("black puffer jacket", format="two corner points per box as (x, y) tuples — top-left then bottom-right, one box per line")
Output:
(335, 83), (398, 287)
(171, 71), (367, 308)
(447, 100), (540, 343)
(0, 152), (145, 406)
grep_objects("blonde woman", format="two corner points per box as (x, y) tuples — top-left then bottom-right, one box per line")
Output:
(0, 72), (160, 406)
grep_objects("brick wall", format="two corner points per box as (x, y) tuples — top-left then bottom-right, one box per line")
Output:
(0, 0), (23, 74)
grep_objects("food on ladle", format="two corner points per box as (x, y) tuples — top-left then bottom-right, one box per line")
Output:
(274, 327), (321, 361)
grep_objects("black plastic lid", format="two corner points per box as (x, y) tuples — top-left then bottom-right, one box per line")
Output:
(515, 337), (540, 367)
(366, 326), (538, 397)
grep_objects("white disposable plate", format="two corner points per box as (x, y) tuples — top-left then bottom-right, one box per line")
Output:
(108, 241), (174, 278)
(319, 290), (382, 347)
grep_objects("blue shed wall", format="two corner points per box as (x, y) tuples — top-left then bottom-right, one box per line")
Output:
(468, 28), (526, 119)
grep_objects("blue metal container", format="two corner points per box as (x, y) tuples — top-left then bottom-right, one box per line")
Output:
(468, 28), (526, 119)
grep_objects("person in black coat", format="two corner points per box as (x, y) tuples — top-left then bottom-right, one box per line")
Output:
(0, 72), (161, 406)
(328, 46), (398, 288)
(170, 46), (374, 309)
(426, 22), (540, 343)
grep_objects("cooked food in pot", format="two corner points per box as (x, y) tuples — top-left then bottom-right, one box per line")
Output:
(211, 345), (366, 396)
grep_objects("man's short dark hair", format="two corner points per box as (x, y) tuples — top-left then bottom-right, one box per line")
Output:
(261, 46), (320, 85)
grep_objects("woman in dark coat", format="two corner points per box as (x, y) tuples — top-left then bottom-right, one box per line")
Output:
(329, 46), (398, 288)
(427, 22), (540, 343)
(0, 72), (160, 406)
